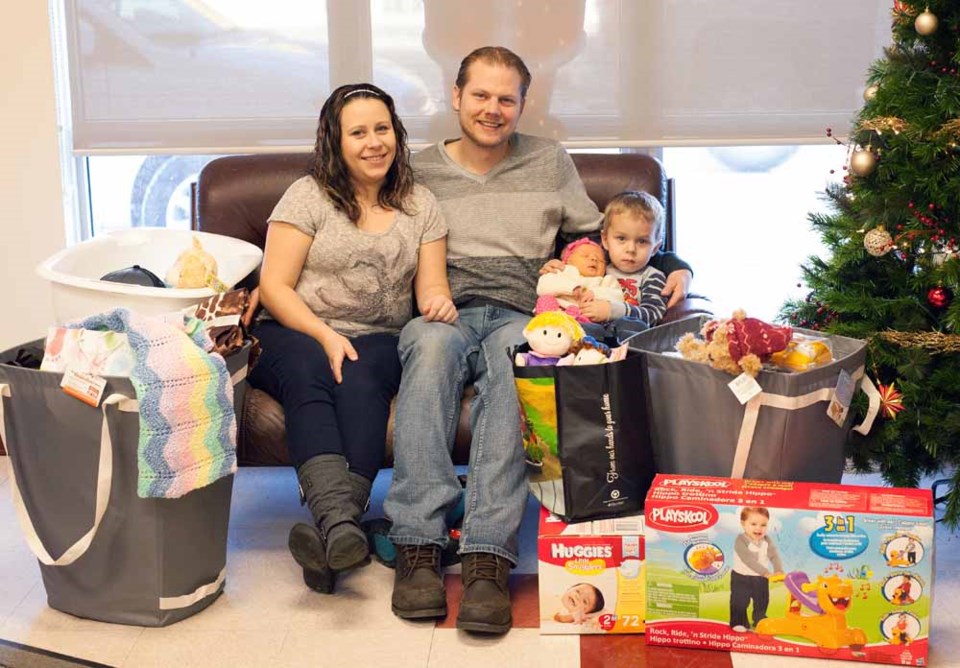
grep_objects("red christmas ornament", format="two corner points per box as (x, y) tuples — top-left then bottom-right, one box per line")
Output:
(878, 382), (905, 420)
(927, 286), (951, 308)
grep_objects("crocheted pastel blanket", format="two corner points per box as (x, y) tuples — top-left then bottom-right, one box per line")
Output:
(75, 308), (237, 498)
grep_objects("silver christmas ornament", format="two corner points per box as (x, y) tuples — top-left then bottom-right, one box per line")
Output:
(850, 149), (877, 176)
(864, 227), (894, 257)
(915, 10), (938, 36)
(863, 85), (879, 102)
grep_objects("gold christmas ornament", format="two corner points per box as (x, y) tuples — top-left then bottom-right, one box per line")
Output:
(915, 9), (938, 36)
(935, 119), (960, 140)
(859, 117), (906, 135)
(863, 85), (879, 102)
(879, 330), (960, 354)
(850, 148), (877, 176)
(864, 226), (893, 256)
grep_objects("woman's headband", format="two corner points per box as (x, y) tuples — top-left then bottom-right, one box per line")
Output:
(343, 88), (380, 99)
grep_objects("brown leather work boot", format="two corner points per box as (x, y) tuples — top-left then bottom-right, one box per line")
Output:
(456, 552), (512, 634)
(391, 544), (447, 620)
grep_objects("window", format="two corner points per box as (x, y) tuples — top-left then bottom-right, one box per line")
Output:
(63, 0), (888, 153)
(87, 154), (220, 235)
(663, 144), (845, 320)
(59, 0), (876, 308)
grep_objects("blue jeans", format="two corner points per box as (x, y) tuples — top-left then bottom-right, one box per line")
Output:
(385, 306), (529, 565)
(248, 320), (401, 480)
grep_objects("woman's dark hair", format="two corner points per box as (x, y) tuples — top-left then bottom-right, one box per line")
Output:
(308, 83), (414, 223)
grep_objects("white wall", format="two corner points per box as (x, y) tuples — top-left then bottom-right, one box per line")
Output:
(0, 3), (65, 350)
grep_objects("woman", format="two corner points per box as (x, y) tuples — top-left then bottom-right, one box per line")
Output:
(249, 83), (457, 594)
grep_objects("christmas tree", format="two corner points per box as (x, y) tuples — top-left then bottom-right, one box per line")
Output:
(781, 0), (960, 526)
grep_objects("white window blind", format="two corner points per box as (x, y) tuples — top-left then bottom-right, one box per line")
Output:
(64, 0), (892, 154)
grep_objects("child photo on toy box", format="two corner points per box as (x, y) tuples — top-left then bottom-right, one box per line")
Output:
(644, 474), (933, 666)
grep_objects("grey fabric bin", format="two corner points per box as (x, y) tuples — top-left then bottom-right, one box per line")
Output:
(0, 340), (248, 626)
(628, 317), (875, 483)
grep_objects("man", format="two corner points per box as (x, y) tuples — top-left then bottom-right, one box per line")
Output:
(385, 46), (691, 634)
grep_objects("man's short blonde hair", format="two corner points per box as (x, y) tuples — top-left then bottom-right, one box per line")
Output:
(602, 191), (665, 245)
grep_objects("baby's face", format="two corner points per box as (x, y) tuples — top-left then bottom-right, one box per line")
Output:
(602, 212), (660, 274)
(562, 583), (599, 614)
(741, 513), (769, 541)
(566, 244), (606, 277)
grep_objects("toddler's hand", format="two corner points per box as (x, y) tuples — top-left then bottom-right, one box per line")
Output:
(420, 294), (459, 324)
(579, 299), (612, 323)
(539, 259), (565, 275)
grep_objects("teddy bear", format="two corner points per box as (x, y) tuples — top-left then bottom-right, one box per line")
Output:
(676, 309), (792, 377)
(166, 236), (221, 290)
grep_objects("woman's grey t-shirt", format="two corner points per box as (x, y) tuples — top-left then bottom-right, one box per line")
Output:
(265, 177), (447, 337)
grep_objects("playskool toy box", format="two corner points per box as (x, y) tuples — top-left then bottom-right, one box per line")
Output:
(538, 507), (645, 634)
(644, 474), (934, 666)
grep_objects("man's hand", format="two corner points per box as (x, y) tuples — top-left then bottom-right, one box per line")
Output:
(579, 299), (612, 323)
(318, 330), (358, 384)
(539, 259), (565, 275)
(420, 294), (459, 324)
(662, 269), (693, 309)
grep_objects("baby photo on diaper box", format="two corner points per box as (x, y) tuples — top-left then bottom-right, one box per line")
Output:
(644, 474), (933, 666)
(537, 507), (645, 634)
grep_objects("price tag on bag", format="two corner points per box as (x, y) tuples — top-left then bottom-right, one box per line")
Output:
(728, 372), (762, 405)
(61, 368), (107, 407)
(827, 368), (854, 427)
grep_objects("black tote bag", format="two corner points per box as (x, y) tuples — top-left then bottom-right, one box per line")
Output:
(513, 347), (656, 522)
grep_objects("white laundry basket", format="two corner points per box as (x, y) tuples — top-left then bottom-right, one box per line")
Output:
(37, 229), (262, 323)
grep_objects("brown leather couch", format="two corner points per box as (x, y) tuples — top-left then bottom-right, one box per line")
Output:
(194, 152), (712, 467)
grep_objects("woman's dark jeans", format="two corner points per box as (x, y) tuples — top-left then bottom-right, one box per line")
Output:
(249, 319), (401, 480)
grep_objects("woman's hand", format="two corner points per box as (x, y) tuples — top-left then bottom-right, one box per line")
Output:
(242, 287), (260, 328)
(662, 269), (693, 309)
(420, 294), (459, 324)
(539, 259), (565, 275)
(318, 330), (358, 384)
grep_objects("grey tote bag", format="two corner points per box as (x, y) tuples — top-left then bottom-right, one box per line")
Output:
(628, 317), (879, 482)
(0, 340), (249, 626)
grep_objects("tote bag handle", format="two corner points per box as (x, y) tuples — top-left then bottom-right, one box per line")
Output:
(0, 383), (138, 566)
(730, 366), (877, 479)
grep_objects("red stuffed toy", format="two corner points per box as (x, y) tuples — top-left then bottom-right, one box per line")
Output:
(677, 310), (792, 377)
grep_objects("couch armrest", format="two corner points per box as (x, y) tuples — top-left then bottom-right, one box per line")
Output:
(660, 294), (713, 325)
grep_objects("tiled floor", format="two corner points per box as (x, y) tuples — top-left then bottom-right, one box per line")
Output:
(0, 457), (956, 668)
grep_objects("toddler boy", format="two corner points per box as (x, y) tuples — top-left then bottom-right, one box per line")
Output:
(585, 190), (668, 329)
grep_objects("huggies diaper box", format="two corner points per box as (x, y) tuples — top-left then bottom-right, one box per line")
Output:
(537, 506), (645, 634)
(644, 474), (933, 666)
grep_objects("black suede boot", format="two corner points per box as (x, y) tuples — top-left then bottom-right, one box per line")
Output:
(456, 552), (512, 634)
(288, 522), (336, 594)
(296, 455), (370, 574)
(391, 544), (447, 620)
